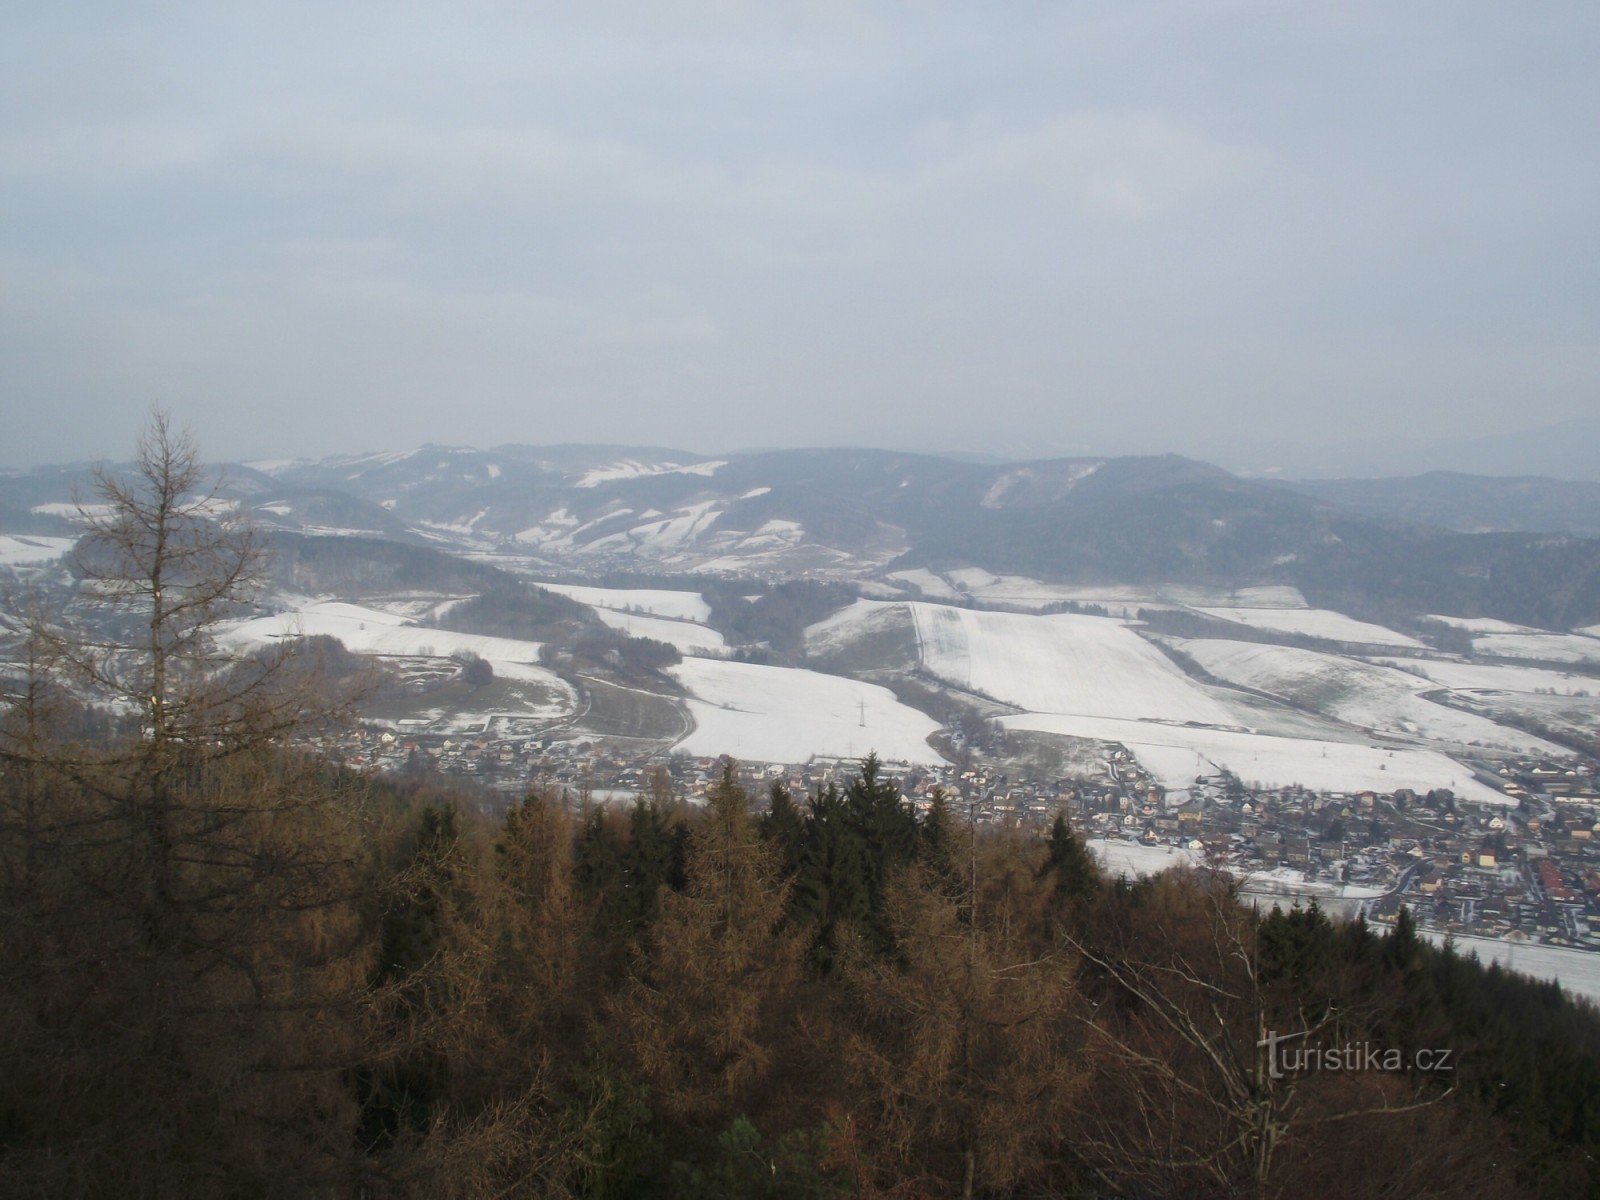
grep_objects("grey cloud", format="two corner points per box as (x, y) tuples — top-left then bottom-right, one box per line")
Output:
(2, 2), (1596, 471)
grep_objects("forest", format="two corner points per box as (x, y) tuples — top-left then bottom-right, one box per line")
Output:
(4, 418), (1600, 1198)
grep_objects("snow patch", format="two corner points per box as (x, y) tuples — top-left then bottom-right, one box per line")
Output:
(0, 534), (76, 567)
(536, 583), (711, 622)
(1003, 712), (1514, 807)
(1179, 639), (1565, 756)
(1193, 607), (1424, 648)
(909, 603), (1237, 725)
(575, 459), (726, 487)
(670, 658), (943, 765)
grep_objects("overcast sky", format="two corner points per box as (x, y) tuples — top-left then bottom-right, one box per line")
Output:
(3, 2), (1597, 470)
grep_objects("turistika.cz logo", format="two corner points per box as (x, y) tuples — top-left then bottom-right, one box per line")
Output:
(1258, 1031), (1456, 1080)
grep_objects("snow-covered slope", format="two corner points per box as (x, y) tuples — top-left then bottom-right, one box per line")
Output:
(1469, 631), (1600, 665)
(908, 603), (1238, 725)
(1192, 606), (1424, 648)
(1177, 639), (1565, 755)
(0, 534), (76, 568)
(669, 657), (942, 765)
(1004, 713), (1513, 806)
(534, 583), (711, 622)
(220, 601), (575, 713)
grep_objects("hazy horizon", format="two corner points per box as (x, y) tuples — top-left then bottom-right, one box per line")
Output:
(5, 4), (1597, 474)
(12, 412), (1600, 485)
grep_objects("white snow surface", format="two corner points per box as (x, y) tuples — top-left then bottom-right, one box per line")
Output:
(1425, 615), (1543, 634)
(1193, 606), (1425, 648)
(242, 458), (303, 473)
(1002, 713), (1513, 806)
(219, 602), (575, 714)
(804, 598), (904, 651)
(1087, 838), (1201, 878)
(30, 502), (118, 522)
(0, 534), (76, 567)
(587, 608), (727, 655)
(1425, 933), (1600, 1007)
(1240, 866), (1388, 901)
(891, 573), (1311, 617)
(1178, 640), (1565, 755)
(575, 459), (726, 487)
(1470, 631), (1600, 665)
(908, 603), (1237, 724)
(885, 569), (965, 601)
(669, 657), (943, 765)
(1371, 658), (1598, 696)
(535, 583), (711, 622)
(589, 501), (723, 551)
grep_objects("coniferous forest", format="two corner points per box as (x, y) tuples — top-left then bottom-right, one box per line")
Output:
(7, 741), (1600, 1198)
(5, 421), (1600, 1199)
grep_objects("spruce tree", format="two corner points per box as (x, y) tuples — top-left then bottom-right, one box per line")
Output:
(1038, 811), (1099, 911)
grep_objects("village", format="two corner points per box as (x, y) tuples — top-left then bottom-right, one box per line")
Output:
(320, 719), (1600, 954)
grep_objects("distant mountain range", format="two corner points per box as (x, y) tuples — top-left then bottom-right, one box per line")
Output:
(1217, 416), (1600, 484)
(7, 444), (1600, 630)
(1276, 472), (1600, 538)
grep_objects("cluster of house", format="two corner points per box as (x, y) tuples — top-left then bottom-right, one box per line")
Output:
(1083, 751), (1600, 947)
(312, 721), (1600, 948)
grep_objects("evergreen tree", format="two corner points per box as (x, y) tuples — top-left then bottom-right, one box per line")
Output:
(759, 778), (806, 879)
(917, 787), (960, 885)
(574, 806), (628, 936)
(1038, 811), (1100, 912)
(791, 781), (869, 972)
(358, 801), (463, 1150)
(842, 754), (919, 948)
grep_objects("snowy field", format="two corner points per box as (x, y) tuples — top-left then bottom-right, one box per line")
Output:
(531, 582), (723, 654)
(575, 458), (724, 487)
(586, 607), (727, 655)
(535, 583), (711, 622)
(220, 601), (575, 716)
(885, 568), (965, 601)
(1003, 712), (1512, 806)
(943, 571), (1139, 611)
(804, 598), (906, 654)
(1238, 865), (1388, 901)
(28, 502), (118, 523)
(1372, 657), (1598, 696)
(1470, 631), (1600, 665)
(1178, 640), (1564, 755)
(0, 534), (76, 568)
(909, 603), (1238, 724)
(669, 657), (943, 765)
(1424, 933), (1600, 1007)
(1086, 842), (1390, 917)
(1425, 615), (1542, 634)
(1193, 606), (1424, 648)
(927, 571), (1308, 616)
(1087, 838), (1201, 878)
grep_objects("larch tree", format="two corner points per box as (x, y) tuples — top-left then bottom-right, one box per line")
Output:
(0, 409), (373, 1196)
(619, 763), (805, 1140)
(834, 824), (1085, 1199)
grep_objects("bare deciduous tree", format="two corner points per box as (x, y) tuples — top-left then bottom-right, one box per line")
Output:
(0, 409), (374, 1196)
(1065, 871), (1473, 1199)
